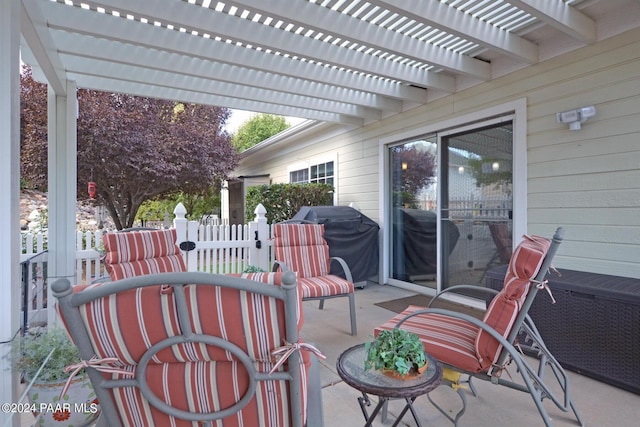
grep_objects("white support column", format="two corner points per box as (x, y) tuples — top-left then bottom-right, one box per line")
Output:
(0, 1), (22, 424)
(47, 80), (78, 327)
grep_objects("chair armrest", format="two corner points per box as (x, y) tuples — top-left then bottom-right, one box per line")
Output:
(272, 260), (291, 272)
(329, 257), (353, 283)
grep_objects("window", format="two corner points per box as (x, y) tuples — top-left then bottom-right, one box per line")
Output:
(289, 161), (334, 186)
(310, 161), (334, 185)
(289, 168), (309, 184)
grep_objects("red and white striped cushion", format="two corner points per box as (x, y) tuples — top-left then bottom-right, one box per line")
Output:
(76, 273), (309, 426)
(228, 271), (305, 334)
(102, 229), (186, 280)
(375, 234), (553, 374)
(273, 223), (355, 298)
(78, 282), (297, 363)
(273, 224), (330, 278)
(375, 305), (483, 373)
(107, 360), (306, 427)
(299, 276), (354, 299)
(475, 234), (551, 369)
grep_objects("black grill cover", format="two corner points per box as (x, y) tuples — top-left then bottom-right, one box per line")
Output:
(292, 206), (379, 283)
(392, 208), (460, 279)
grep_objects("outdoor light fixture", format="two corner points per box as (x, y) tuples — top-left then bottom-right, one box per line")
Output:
(556, 105), (596, 131)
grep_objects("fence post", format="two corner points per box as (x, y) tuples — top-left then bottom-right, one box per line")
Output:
(173, 203), (189, 267)
(250, 203), (270, 272)
(186, 221), (200, 272)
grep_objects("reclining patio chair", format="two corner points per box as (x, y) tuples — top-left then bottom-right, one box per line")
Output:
(272, 222), (357, 335)
(52, 270), (323, 427)
(102, 228), (186, 280)
(375, 227), (584, 427)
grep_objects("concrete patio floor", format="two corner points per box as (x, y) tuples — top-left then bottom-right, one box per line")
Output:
(16, 281), (639, 427)
(302, 282), (640, 427)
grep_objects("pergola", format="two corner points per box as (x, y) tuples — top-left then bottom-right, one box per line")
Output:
(20, 0), (604, 124)
(0, 0), (632, 420)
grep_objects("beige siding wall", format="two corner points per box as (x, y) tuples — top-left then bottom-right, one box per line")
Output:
(236, 27), (640, 279)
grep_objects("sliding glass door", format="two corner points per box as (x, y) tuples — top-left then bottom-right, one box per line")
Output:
(389, 136), (439, 288)
(388, 119), (514, 293)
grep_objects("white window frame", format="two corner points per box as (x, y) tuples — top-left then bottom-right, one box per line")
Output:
(287, 153), (338, 203)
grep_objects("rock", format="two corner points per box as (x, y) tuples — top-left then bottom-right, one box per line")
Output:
(20, 190), (115, 232)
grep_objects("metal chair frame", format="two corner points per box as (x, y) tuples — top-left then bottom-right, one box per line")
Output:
(53, 271), (323, 427)
(391, 228), (584, 427)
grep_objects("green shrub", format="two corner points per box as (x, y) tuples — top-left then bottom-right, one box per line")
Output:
(136, 189), (222, 222)
(10, 327), (84, 383)
(245, 183), (333, 223)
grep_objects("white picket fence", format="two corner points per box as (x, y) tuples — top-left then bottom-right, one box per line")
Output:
(19, 203), (274, 330)
(174, 202), (273, 274)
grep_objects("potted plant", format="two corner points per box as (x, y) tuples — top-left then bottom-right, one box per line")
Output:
(10, 327), (99, 426)
(364, 328), (427, 379)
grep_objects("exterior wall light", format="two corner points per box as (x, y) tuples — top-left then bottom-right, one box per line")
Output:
(556, 105), (596, 131)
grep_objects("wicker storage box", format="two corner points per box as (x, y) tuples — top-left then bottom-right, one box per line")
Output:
(486, 266), (640, 395)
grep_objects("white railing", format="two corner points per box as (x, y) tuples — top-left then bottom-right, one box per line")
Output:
(21, 230), (108, 285)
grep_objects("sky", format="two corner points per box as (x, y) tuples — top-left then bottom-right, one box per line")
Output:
(223, 109), (305, 134)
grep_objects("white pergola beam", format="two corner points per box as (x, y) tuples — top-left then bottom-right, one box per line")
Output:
(42, 1), (429, 103)
(51, 30), (403, 113)
(368, 0), (539, 64)
(59, 71), (364, 126)
(230, 0), (491, 80)
(508, 0), (596, 44)
(67, 0), (455, 92)
(60, 54), (382, 120)
(20, 0), (67, 94)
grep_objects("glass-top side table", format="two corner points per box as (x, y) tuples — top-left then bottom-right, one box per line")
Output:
(336, 343), (442, 427)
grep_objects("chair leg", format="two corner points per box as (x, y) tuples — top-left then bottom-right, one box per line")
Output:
(305, 351), (324, 427)
(348, 293), (357, 336)
(319, 299), (325, 310)
(427, 386), (468, 427)
(523, 321), (585, 426)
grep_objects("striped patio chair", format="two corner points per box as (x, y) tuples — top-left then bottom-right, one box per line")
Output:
(102, 228), (186, 280)
(375, 228), (583, 427)
(273, 222), (357, 336)
(52, 270), (324, 427)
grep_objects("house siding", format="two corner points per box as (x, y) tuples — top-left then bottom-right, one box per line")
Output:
(236, 27), (640, 279)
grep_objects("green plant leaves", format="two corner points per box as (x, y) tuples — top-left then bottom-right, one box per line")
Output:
(245, 183), (334, 223)
(364, 329), (426, 376)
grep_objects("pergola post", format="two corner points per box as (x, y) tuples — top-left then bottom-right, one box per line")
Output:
(0, 0), (22, 424)
(46, 80), (78, 326)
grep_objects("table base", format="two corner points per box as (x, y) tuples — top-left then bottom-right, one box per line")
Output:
(358, 392), (423, 427)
